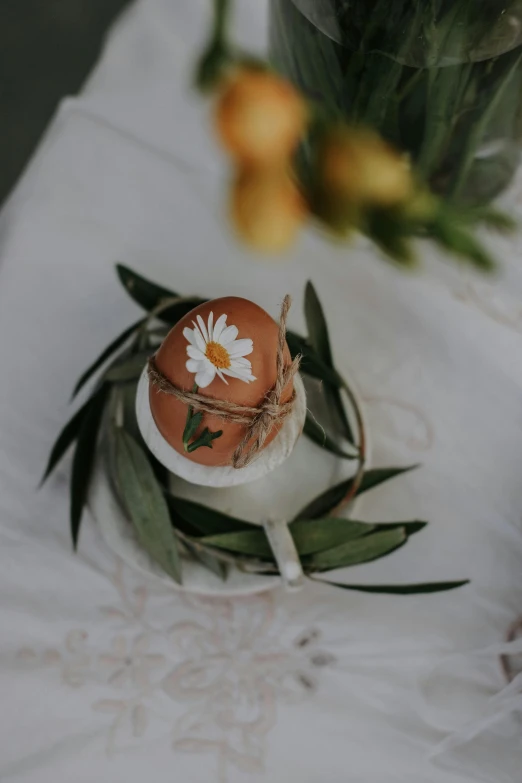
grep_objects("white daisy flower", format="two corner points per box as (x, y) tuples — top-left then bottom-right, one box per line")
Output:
(183, 312), (256, 389)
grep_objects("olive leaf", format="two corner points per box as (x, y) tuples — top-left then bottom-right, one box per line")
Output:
(197, 530), (271, 559)
(116, 264), (178, 311)
(291, 517), (373, 553)
(200, 517), (374, 559)
(41, 391), (99, 484)
(305, 527), (406, 572)
(116, 264), (206, 323)
(163, 493), (201, 537)
(303, 414), (358, 459)
(70, 385), (110, 548)
(71, 318), (144, 400)
(113, 428), (182, 583)
(286, 330), (343, 388)
(305, 281), (334, 366)
(304, 281), (354, 442)
(295, 464), (419, 520)
(376, 519), (426, 536)
(171, 496), (256, 535)
(314, 579), (470, 595)
(104, 351), (150, 383)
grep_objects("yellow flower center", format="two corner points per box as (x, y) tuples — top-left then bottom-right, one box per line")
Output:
(205, 341), (231, 369)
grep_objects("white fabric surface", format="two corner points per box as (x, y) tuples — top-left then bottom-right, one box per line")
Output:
(0, 1), (521, 781)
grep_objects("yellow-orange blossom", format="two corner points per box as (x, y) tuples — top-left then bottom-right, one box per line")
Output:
(230, 166), (306, 253)
(215, 67), (307, 164)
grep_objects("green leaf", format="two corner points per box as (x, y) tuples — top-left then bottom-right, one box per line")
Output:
(469, 207), (516, 233)
(116, 264), (206, 323)
(171, 496), (256, 536)
(182, 409), (203, 447)
(305, 281), (333, 365)
(430, 212), (494, 271)
(306, 527), (406, 572)
(104, 351), (150, 383)
(366, 211), (417, 267)
(304, 281), (354, 442)
(187, 427), (223, 452)
(286, 331), (343, 388)
(70, 385), (109, 548)
(291, 518), (374, 554)
(295, 465), (419, 520)
(201, 529), (273, 559)
(201, 517), (374, 559)
(41, 394), (96, 484)
(163, 493), (201, 537)
(71, 319), (144, 399)
(113, 429), (182, 583)
(117, 264), (178, 310)
(318, 579), (470, 595)
(375, 519), (427, 536)
(303, 415), (358, 460)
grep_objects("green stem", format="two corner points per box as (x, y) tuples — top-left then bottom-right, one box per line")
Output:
(195, 0), (233, 90)
(395, 67), (424, 103)
(212, 0), (231, 48)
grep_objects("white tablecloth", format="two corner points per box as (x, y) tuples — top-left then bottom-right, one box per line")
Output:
(1, 1), (521, 781)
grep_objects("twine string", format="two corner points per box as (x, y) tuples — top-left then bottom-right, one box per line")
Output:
(147, 295), (300, 468)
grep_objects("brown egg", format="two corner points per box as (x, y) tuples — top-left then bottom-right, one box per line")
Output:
(149, 297), (293, 467)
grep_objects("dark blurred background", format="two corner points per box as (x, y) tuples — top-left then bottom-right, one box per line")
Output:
(1, 0), (133, 207)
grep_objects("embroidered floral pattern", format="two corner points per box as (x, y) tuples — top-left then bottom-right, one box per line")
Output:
(15, 560), (335, 782)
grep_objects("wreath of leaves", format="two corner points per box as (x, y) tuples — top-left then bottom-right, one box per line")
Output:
(42, 265), (468, 595)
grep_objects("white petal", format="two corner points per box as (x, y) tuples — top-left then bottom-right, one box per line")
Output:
(228, 338), (253, 358)
(195, 365), (216, 388)
(222, 367), (256, 383)
(231, 357), (252, 368)
(216, 368), (228, 384)
(212, 314), (227, 342)
(207, 311), (214, 342)
(183, 327), (197, 346)
(219, 325), (239, 345)
(191, 323), (207, 353)
(196, 315), (209, 343)
(186, 345), (205, 361)
(186, 359), (204, 373)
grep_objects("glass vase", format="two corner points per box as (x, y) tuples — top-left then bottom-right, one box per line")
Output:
(270, 0), (522, 205)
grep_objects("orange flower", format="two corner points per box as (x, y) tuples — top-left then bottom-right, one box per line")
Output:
(215, 67), (307, 164)
(319, 127), (414, 208)
(230, 165), (306, 252)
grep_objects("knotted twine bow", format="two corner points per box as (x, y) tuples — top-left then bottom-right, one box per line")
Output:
(147, 295), (300, 469)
